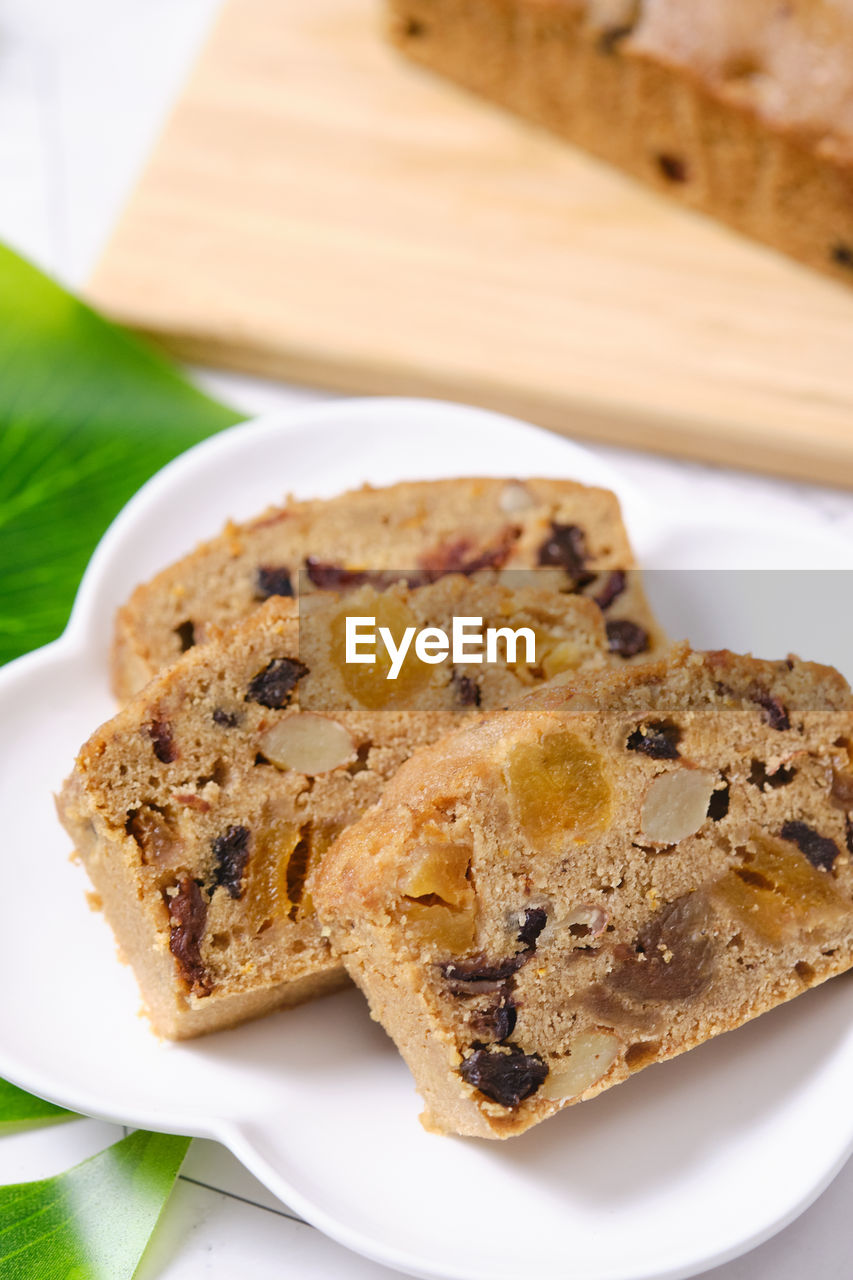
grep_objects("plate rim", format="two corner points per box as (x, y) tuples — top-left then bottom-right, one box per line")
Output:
(2, 394), (852, 1280)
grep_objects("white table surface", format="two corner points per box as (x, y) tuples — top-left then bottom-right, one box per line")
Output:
(1, 3), (852, 1277)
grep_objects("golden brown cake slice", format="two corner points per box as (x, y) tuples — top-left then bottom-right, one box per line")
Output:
(387, 0), (853, 285)
(59, 576), (613, 1038)
(313, 646), (853, 1138)
(112, 476), (662, 701)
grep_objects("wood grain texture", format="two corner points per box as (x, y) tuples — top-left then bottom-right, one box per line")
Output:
(89, 0), (853, 487)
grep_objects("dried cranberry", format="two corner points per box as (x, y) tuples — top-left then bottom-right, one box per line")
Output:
(212, 708), (240, 728)
(459, 1047), (548, 1107)
(610, 893), (715, 1001)
(304, 559), (370, 589)
(749, 759), (795, 790)
(657, 153), (689, 183)
(516, 907), (547, 950)
(147, 719), (177, 763)
(751, 691), (790, 731)
(536, 522), (593, 585)
(626, 721), (680, 760)
(474, 998), (517, 1044)
(597, 23), (634, 54)
(255, 566), (294, 599)
(440, 955), (526, 984)
(606, 619), (649, 658)
(174, 620), (195, 652)
(212, 825), (251, 898)
(165, 878), (209, 994)
(707, 781), (730, 821)
(451, 670), (481, 708)
(846, 815), (853, 856)
(779, 821), (839, 872)
(832, 243), (853, 270)
(593, 570), (627, 611)
(246, 657), (308, 708)
(419, 528), (519, 577)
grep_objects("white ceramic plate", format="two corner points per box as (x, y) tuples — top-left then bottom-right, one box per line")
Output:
(2, 398), (853, 1280)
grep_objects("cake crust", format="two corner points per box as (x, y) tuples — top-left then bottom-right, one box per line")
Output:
(387, 0), (853, 284)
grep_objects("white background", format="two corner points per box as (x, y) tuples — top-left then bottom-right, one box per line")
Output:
(1, 1), (852, 1276)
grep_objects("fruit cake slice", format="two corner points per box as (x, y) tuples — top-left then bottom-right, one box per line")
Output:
(313, 646), (853, 1139)
(387, 0), (853, 286)
(58, 576), (613, 1039)
(112, 476), (662, 701)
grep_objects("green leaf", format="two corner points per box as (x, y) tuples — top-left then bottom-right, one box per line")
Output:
(0, 1130), (191, 1279)
(0, 244), (242, 666)
(0, 1081), (74, 1132)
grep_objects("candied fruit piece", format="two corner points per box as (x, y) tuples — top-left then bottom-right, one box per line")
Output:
(711, 834), (848, 945)
(459, 1046), (548, 1107)
(399, 829), (476, 953)
(506, 730), (612, 847)
(539, 638), (589, 680)
(402, 902), (476, 954)
(212, 825), (251, 899)
(243, 822), (302, 931)
(330, 595), (434, 709)
(610, 892), (715, 1001)
(400, 831), (473, 909)
(165, 877), (209, 995)
(831, 768), (853, 809)
(126, 804), (178, 865)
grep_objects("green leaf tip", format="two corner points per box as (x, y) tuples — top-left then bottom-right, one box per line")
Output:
(0, 1129), (191, 1279)
(0, 1079), (75, 1132)
(0, 244), (243, 666)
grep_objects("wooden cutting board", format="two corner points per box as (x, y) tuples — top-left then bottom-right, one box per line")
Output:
(89, 0), (853, 487)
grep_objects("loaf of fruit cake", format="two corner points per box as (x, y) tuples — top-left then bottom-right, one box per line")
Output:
(58, 575), (616, 1038)
(313, 645), (853, 1138)
(112, 476), (662, 701)
(387, 0), (853, 285)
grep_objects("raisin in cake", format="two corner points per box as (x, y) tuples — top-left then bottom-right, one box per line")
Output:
(388, 1), (853, 285)
(313, 646), (853, 1138)
(112, 477), (662, 701)
(58, 577), (613, 1038)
